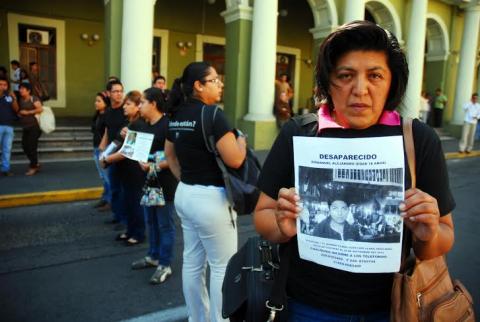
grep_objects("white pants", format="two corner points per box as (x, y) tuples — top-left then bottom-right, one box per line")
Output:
(459, 122), (477, 152)
(175, 182), (237, 322)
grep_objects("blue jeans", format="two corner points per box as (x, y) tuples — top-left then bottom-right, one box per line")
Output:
(144, 202), (175, 266)
(93, 148), (111, 203)
(288, 298), (389, 322)
(0, 125), (14, 172)
(108, 163), (127, 224)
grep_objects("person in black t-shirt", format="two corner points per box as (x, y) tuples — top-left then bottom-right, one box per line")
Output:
(130, 87), (178, 284)
(255, 21), (455, 320)
(91, 92), (111, 210)
(99, 80), (127, 226)
(164, 62), (246, 322)
(101, 90), (145, 246)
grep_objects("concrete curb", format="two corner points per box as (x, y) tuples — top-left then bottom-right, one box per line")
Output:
(444, 150), (480, 160)
(1, 151), (478, 209)
(0, 187), (102, 209)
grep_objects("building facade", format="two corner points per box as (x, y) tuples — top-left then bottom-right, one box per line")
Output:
(1, 0), (479, 148)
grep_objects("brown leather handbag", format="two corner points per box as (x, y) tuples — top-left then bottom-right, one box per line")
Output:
(390, 119), (475, 322)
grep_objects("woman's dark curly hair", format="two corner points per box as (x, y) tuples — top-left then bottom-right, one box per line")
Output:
(315, 20), (408, 111)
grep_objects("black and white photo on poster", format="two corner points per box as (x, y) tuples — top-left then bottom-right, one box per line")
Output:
(293, 136), (405, 273)
(298, 166), (403, 243)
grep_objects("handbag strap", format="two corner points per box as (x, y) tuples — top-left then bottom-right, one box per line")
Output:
(400, 118), (415, 273)
(403, 118), (416, 189)
(265, 240), (293, 319)
(200, 105), (236, 228)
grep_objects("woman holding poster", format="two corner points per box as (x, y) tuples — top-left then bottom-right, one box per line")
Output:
(254, 21), (455, 321)
(101, 91), (146, 246)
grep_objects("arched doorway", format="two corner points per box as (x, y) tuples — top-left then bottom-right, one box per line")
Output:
(364, 0), (402, 42)
(424, 15), (449, 96)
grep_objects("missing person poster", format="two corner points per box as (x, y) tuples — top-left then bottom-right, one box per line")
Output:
(293, 136), (404, 273)
(119, 130), (154, 162)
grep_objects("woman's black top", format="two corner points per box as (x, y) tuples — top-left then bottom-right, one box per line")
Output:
(92, 112), (106, 148)
(137, 116), (178, 202)
(257, 118), (455, 314)
(166, 99), (232, 187)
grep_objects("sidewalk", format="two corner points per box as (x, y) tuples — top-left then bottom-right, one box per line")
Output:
(0, 133), (479, 208)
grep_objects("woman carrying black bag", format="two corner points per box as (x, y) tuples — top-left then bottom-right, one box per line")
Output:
(254, 21), (455, 321)
(165, 62), (246, 322)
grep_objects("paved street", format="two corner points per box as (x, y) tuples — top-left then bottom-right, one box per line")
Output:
(0, 156), (479, 322)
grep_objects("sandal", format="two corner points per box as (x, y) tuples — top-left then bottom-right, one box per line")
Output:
(131, 256), (158, 270)
(25, 167), (39, 176)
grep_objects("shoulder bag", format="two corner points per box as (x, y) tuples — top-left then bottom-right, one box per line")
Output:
(35, 105), (56, 134)
(221, 114), (318, 322)
(391, 118), (475, 322)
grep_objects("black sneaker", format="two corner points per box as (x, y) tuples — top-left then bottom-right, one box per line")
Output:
(1, 171), (13, 177)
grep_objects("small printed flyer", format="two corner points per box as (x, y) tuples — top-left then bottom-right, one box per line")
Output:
(119, 130), (154, 163)
(293, 136), (405, 273)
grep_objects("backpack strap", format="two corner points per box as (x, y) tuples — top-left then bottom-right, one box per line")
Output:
(200, 104), (219, 154)
(201, 105), (236, 228)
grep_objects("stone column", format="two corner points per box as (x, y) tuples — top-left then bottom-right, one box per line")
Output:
(452, 5), (480, 125)
(244, 0), (278, 123)
(477, 64), (480, 95)
(120, 0), (156, 93)
(104, 0), (123, 81)
(402, 0), (428, 118)
(236, 0), (278, 149)
(344, 0), (365, 24)
(221, 1), (253, 127)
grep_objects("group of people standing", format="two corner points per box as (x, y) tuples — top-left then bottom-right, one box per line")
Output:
(91, 62), (246, 321)
(0, 60), (49, 177)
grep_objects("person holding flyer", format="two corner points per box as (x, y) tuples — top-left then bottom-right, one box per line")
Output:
(101, 90), (146, 246)
(131, 87), (178, 285)
(254, 21), (455, 320)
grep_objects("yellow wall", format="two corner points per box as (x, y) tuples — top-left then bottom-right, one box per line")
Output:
(64, 19), (104, 117)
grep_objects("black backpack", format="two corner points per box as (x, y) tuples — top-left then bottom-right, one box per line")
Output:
(201, 105), (262, 219)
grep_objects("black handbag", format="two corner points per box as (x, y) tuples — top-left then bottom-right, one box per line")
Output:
(222, 236), (292, 322)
